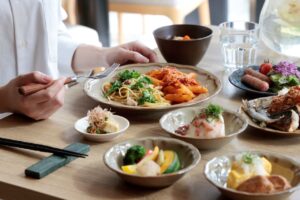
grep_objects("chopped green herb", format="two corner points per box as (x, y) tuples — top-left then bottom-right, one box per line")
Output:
(131, 76), (152, 89)
(205, 104), (223, 120)
(138, 89), (156, 105)
(105, 80), (122, 96)
(118, 70), (140, 81)
(242, 153), (254, 164)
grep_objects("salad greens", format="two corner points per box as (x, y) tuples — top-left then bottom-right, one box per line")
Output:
(269, 61), (300, 92)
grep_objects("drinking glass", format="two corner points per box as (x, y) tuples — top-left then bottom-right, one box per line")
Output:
(219, 21), (259, 71)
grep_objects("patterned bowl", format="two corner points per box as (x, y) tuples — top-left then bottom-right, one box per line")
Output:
(204, 151), (300, 200)
(103, 137), (201, 188)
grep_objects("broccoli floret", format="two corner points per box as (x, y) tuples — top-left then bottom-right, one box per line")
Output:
(123, 145), (146, 165)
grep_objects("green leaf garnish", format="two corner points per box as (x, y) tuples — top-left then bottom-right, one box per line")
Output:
(118, 70), (140, 81)
(138, 89), (156, 105)
(242, 153), (254, 164)
(205, 104), (223, 120)
(131, 76), (152, 89)
(105, 80), (122, 96)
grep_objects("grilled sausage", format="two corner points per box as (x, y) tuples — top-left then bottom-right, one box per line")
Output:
(241, 74), (269, 92)
(245, 68), (271, 83)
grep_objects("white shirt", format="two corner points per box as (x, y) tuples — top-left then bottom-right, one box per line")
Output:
(0, 0), (79, 86)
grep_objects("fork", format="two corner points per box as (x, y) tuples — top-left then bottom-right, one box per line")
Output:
(19, 63), (120, 96)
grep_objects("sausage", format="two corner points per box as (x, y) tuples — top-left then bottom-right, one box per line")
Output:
(244, 68), (271, 83)
(241, 74), (269, 92)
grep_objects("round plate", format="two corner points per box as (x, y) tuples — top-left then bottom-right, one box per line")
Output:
(160, 106), (248, 150)
(84, 63), (222, 114)
(74, 115), (130, 142)
(241, 96), (300, 137)
(228, 66), (276, 96)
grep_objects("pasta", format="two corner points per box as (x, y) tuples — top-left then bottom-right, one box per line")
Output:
(103, 70), (170, 107)
(146, 67), (208, 104)
(103, 67), (208, 106)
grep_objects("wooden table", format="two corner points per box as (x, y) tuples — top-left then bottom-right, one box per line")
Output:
(0, 27), (300, 200)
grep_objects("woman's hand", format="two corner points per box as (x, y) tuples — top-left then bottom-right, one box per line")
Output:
(104, 41), (158, 65)
(72, 41), (158, 73)
(0, 72), (66, 120)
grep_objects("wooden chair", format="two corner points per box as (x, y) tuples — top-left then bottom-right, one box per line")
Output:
(109, 0), (210, 44)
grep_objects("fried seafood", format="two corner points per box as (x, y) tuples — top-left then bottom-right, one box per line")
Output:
(268, 85), (300, 114)
(242, 86), (300, 132)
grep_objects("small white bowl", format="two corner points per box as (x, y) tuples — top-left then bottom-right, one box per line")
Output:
(74, 115), (129, 142)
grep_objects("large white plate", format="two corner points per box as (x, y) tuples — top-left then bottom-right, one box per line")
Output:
(241, 96), (300, 137)
(84, 63), (222, 114)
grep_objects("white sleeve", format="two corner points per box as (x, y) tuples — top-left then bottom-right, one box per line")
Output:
(57, 7), (80, 70)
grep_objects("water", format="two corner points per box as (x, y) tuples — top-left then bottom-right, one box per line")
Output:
(260, 15), (300, 58)
(221, 34), (257, 70)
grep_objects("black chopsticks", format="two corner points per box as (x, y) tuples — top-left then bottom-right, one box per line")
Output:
(0, 137), (88, 158)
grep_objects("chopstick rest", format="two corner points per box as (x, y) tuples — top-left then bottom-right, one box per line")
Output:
(25, 143), (90, 179)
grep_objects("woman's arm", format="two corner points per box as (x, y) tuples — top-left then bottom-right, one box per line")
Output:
(0, 72), (66, 120)
(71, 41), (158, 73)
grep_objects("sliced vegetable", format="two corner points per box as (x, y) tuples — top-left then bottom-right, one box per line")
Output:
(160, 150), (180, 174)
(123, 145), (146, 165)
(156, 149), (165, 166)
(122, 164), (137, 174)
(138, 146), (159, 166)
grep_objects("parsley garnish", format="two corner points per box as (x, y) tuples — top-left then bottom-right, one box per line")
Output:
(105, 80), (122, 96)
(138, 90), (156, 105)
(242, 153), (254, 164)
(205, 104), (223, 120)
(131, 76), (152, 89)
(119, 70), (140, 81)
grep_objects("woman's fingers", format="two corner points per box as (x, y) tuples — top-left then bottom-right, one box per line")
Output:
(24, 78), (66, 104)
(123, 41), (158, 62)
(32, 86), (65, 120)
(15, 71), (53, 86)
(119, 48), (150, 64)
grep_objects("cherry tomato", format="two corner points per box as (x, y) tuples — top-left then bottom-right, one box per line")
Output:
(259, 60), (273, 75)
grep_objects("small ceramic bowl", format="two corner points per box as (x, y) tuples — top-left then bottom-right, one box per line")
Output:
(204, 152), (300, 200)
(159, 107), (248, 150)
(153, 24), (213, 65)
(74, 115), (129, 142)
(103, 137), (201, 188)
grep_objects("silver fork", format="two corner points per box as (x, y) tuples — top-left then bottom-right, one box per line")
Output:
(68, 63), (120, 82)
(19, 63), (120, 96)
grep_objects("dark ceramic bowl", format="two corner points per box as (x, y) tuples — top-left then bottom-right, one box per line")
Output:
(153, 24), (213, 66)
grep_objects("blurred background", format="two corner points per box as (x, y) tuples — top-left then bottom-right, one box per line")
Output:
(62, 0), (265, 48)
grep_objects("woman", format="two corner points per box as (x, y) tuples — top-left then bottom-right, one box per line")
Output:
(0, 1), (157, 120)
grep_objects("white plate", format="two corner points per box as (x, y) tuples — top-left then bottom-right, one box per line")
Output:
(74, 115), (130, 142)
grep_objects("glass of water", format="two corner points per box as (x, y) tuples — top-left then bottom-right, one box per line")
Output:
(219, 21), (259, 71)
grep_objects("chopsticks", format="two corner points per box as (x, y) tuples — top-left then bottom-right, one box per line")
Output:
(0, 137), (88, 158)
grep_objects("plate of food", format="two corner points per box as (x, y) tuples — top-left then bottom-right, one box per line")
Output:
(160, 104), (248, 150)
(74, 106), (129, 142)
(241, 85), (300, 136)
(205, 151), (300, 200)
(103, 137), (200, 188)
(229, 60), (300, 96)
(84, 63), (221, 114)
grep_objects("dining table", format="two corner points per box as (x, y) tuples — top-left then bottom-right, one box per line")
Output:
(0, 26), (300, 200)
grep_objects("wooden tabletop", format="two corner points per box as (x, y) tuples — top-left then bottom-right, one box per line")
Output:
(0, 27), (300, 200)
